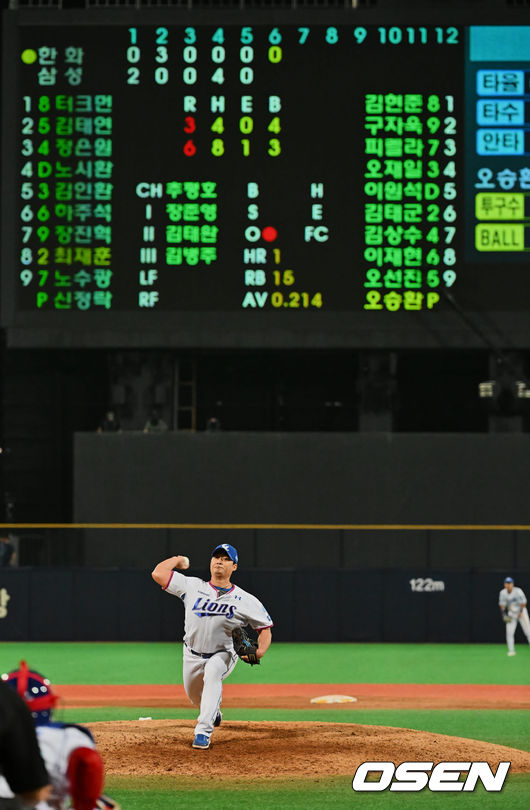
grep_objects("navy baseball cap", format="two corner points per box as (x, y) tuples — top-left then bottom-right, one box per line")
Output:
(212, 543), (238, 564)
(504, 576), (514, 583)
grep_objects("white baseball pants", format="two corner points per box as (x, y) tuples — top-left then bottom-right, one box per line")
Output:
(183, 646), (237, 738)
(505, 607), (530, 653)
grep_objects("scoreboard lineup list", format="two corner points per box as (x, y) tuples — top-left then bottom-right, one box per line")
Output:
(2, 14), (530, 341)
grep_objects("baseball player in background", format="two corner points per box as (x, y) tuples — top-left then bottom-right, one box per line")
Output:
(0, 661), (119, 810)
(152, 543), (273, 750)
(498, 576), (530, 656)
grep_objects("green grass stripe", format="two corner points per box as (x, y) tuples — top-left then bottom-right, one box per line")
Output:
(2, 641), (529, 684)
(103, 774), (530, 809)
(62, 708), (530, 753)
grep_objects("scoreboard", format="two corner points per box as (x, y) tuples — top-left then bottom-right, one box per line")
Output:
(2, 4), (530, 348)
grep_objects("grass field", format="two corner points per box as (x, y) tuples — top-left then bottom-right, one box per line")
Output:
(104, 773), (530, 809)
(2, 641), (529, 684)
(1, 641), (529, 808)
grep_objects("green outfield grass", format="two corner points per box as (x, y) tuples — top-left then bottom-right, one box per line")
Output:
(103, 774), (530, 809)
(1, 641), (529, 684)
(2, 642), (528, 809)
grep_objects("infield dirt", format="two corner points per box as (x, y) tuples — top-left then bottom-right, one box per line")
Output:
(55, 682), (530, 778)
(57, 682), (530, 710)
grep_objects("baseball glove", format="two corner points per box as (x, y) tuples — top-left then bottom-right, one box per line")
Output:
(502, 613), (513, 624)
(232, 626), (260, 666)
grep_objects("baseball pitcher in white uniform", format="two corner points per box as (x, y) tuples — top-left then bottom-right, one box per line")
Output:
(498, 576), (530, 656)
(152, 543), (273, 750)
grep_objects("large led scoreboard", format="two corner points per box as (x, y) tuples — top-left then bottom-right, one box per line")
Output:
(1, 4), (530, 348)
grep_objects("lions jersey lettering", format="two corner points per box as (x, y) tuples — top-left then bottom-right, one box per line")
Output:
(165, 571), (273, 655)
(192, 597), (237, 619)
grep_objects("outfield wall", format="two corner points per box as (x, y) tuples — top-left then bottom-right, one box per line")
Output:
(71, 526), (529, 571)
(74, 432), (530, 528)
(1, 567), (528, 644)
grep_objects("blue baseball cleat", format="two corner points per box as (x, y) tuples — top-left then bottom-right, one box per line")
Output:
(192, 734), (210, 749)
(214, 712), (222, 727)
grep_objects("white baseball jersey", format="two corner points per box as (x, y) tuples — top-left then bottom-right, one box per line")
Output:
(499, 586), (527, 619)
(165, 571), (273, 653)
(0, 723), (96, 810)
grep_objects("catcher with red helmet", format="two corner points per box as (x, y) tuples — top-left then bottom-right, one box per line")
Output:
(0, 661), (120, 810)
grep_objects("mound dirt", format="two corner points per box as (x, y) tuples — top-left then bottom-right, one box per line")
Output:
(88, 719), (530, 778)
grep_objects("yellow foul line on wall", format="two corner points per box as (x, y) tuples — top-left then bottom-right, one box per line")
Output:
(0, 523), (529, 531)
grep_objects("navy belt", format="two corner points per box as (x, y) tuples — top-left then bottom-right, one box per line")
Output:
(186, 644), (219, 659)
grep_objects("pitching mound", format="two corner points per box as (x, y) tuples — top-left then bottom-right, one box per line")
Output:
(88, 720), (530, 777)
